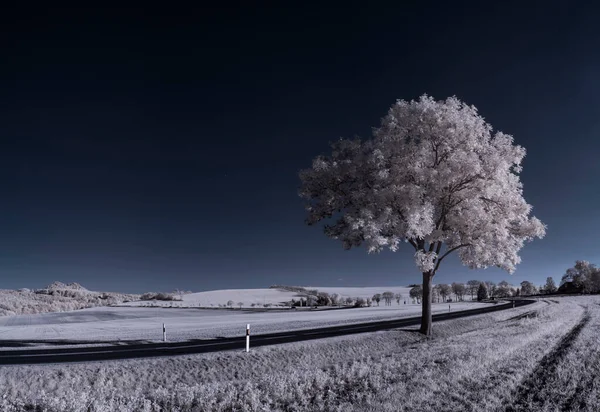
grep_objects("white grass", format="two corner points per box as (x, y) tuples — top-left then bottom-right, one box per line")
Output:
(0, 300), (493, 344)
(131, 288), (303, 308)
(1, 297), (588, 411)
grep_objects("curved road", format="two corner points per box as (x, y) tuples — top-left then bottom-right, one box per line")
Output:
(0, 299), (534, 365)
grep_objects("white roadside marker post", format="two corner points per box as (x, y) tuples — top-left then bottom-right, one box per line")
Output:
(246, 324), (250, 352)
(163, 323), (166, 342)
(448, 304), (451, 312)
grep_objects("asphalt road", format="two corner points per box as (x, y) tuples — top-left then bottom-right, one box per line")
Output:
(0, 299), (534, 365)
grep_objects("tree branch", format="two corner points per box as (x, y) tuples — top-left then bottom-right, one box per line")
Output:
(408, 239), (418, 250)
(434, 243), (471, 272)
(435, 241), (442, 255)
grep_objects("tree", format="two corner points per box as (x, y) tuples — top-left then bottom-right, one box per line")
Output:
(382, 291), (394, 306)
(431, 285), (440, 303)
(484, 281), (497, 299)
(520, 281), (535, 296)
(561, 261), (600, 294)
(395, 293), (403, 305)
(496, 280), (512, 298)
(237, 302), (243, 309)
(451, 282), (466, 301)
(477, 283), (488, 301)
(410, 285), (423, 304)
(372, 293), (382, 306)
(466, 280), (480, 301)
(438, 284), (451, 302)
(299, 95), (546, 335)
(226, 300), (234, 308)
(330, 293), (340, 306)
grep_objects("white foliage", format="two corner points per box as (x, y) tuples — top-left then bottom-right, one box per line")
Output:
(414, 251), (437, 272)
(299, 95), (546, 274)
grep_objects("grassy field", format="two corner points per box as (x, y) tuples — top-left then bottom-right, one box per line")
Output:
(0, 296), (598, 411)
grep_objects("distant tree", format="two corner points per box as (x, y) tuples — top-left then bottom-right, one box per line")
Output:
(515, 288), (520, 297)
(299, 95), (545, 335)
(520, 281), (535, 296)
(226, 300), (234, 308)
(451, 283), (466, 301)
(484, 281), (497, 298)
(561, 261), (600, 294)
(345, 297), (354, 306)
(477, 283), (488, 301)
(382, 291), (394, 306)
(410, 285), (423, 304)
(316, 292), (332, 306)
(366, 297), (373, 307)
(466, 280), (480, 301)
(438, 284), (451, 302)
(431, 285), (440, 303)
(237, 302), (243, 309)
(330, 293), (340, 306)
(354, 297), (366, 307)
(372, 294), (382, 306)
(174, 289), (184, 301)
(496, 280), (512, 298)
(395, 293), (402, 305)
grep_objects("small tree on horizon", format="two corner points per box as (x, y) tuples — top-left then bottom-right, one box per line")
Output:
(373, 293), (382, 306)
(466, 280), (480, 301)
(395, 293), (402, 305)
(520, 281), (535, 296)
(477, 283), (488, 301)
(409, 285), (423, 304)
(382, 291), (394, 306)
(438, 284), (451, 302)
(299, 95), (546, 335)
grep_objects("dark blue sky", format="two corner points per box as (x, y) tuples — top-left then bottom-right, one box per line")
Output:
(1, 3), (599, 293)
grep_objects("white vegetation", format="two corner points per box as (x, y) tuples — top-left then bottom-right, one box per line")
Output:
(561, 260), (600, 293)
(2, 297), (599, 411)
(305, 286), (412, 301)
(300, 95), (546, 334)
(0, 283), (139, 317)
(121, 288), (302, 308)
(0, 300), (490, 343)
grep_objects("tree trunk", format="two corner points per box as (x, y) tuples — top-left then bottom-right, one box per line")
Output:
(420, 271), (434, 336)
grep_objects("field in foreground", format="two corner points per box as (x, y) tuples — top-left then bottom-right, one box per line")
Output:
(1, 296), (598, 411)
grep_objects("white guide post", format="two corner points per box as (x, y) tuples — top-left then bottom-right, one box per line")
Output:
(163, 323), (166, 342)
(448, 304), (451, 312)
(246, 324), (250, 352)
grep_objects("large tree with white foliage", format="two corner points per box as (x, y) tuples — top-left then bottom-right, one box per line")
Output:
(299, 95), (546, 335)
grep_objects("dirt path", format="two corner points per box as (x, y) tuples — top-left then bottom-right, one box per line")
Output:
(505, 307), (590, 412)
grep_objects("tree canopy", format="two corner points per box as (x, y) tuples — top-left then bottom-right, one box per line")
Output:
(299, 95), (546, 335)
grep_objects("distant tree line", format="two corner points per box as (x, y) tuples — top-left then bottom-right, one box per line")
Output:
(558, 260), (600, 294)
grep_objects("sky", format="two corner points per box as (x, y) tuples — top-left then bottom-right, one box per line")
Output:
(1, 3), (599, 293)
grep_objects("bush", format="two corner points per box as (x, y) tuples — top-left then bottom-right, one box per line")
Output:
(354, 298), (366, 308)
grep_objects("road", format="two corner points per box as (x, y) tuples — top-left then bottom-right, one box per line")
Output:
(0, 299), (534, 365)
